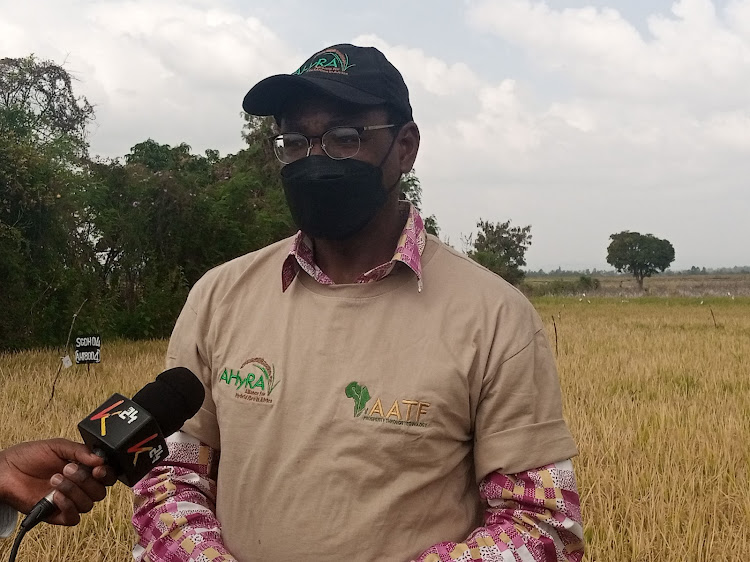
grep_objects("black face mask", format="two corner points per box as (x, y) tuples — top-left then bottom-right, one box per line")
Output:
(280, 155), (389, 241)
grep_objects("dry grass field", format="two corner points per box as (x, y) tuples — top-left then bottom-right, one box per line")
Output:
(1, 293), (748, 561)
(536, 296), (750, 561)
(527, 273), (750, 298)
(594, 273), (750, 297)
(0, 340), (165, 561)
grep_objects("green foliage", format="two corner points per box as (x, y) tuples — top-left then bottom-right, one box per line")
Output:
(0, 56), (298, 350)
(0, 94), (98, 348)
(0, 55), (94, 158)
(1, 67), (443, 349)
(399, 169), (422, 209)
(399, 168), (440, 236)
(80, 130), (295, 340)
(578, 274), (600, 291)
(606, 231), (675, 290)
(466, 219), (532, 286)
(523, 275), (600, 297)
(423, 215), (440, 237)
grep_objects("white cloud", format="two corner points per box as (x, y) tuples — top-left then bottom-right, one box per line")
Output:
(468, 0), (750, 105)
(2, 0), (748, 269)
(353, 33), (481, 98)
(463, 80), (543, 152)
(727, 0), (750, 36)
(460, 0), (750, 165)
(0, 19), (24, 47)
(703, 110), (750, 150)
(87, 2), (289, 84)
(430, 0), (750, 268)
(546, 102), (598, 133)
(1, 0), (298, 156)
(324, 17), (750, 268)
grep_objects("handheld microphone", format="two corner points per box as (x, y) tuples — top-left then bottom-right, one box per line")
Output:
(20, 367), (204, 532)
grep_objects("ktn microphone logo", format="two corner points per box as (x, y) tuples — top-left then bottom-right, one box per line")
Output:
(89, 400), (125, 436)
(90, 400), (140, 436)
(127, 434), (164, 466)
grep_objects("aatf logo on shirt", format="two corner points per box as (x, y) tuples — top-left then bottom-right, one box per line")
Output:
(218, 357), (280, 405)
(345, 381), (430, 428)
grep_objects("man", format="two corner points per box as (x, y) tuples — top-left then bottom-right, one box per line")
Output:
(133, 44), (584, 562)
(0, 438), (114, 538)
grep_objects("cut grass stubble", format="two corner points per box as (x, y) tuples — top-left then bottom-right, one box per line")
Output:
(1, 299), (749, 561)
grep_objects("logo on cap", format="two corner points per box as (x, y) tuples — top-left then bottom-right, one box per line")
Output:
(293, 48), (355, 76)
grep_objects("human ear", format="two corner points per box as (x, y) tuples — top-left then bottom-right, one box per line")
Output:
(396, 122), (420, 174)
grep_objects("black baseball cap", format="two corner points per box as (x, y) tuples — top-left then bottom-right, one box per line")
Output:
(242, 44), (413, 121)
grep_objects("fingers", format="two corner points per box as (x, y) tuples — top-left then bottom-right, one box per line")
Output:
(47, 438), (106, 469)
(92, 465), (118, 486)
(45, 463), (115, 527)
(46, 438), (116, 484)
(47, 486), (81, 527)
(47, 470), (98, 523)
(63, 463), (108, 503)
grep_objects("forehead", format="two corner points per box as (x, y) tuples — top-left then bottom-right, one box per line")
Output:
(279, 94), (387, 130)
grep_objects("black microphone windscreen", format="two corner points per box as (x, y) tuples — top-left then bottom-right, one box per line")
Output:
(132, 367), (205, 437)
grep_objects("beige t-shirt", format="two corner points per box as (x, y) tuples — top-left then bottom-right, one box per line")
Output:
(169, 234), (577, 562)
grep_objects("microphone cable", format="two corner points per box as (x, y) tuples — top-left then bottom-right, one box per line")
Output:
(8, 530), (24, 562)
(8, 526), (26, 562)
(8, 495), (55, 561)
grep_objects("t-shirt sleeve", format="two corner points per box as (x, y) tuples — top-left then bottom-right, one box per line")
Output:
(473, 305), (578, 481)
(166, 288), (221, 451)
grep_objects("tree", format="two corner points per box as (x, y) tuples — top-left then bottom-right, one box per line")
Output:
(80, 120), (296, 340)
(466, 219), (532, 286)
(0, 55), (94, 159)
(0, 57), (98, 348)
(399, 169), (440, 236)
(606, 231), (675, 290)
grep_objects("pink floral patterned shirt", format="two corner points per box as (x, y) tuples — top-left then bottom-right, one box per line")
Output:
(281, 201), (426, 292)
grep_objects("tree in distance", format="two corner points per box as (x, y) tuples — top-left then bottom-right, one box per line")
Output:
(606, 231), (675, 291)
(465, 219), (532, 286)
(399, 169), (440, 236)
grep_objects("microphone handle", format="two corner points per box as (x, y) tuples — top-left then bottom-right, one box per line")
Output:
(19, 496), (55, 532)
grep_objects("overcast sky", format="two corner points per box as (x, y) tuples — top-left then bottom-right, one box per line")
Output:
(2, 0), (748, 270)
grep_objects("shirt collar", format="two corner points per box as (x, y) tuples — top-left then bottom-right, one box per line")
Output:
(282, 201), (426, 292)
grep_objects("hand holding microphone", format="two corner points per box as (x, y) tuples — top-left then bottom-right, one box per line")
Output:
(7, 367), (204, 562)
(21, 367), (204, 530)
(0, 438), (116, 527)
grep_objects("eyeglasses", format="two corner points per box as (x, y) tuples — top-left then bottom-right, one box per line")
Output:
(270, 124), (397, 164)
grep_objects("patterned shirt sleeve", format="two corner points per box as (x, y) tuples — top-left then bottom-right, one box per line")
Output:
(413, 460), (584, 562)
(132, 431), (236, 562)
